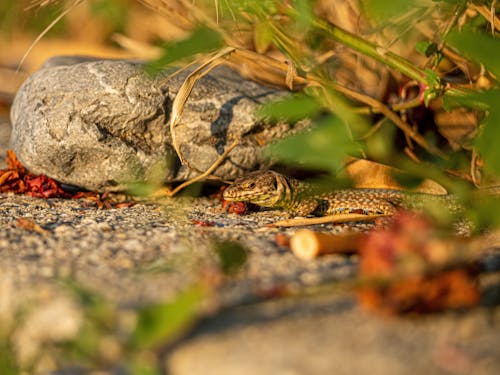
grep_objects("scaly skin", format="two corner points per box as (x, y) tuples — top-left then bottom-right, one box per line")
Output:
(223, 170), (460, 217)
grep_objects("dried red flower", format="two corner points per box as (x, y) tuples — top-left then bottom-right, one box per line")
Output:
(358, 211), (480, 314)
(0, 150), (134, 208)
(192, 220), (216, 227)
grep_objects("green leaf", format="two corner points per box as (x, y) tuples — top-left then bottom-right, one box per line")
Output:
(293, 0), (314, 32)
(258, 94), (323, 122)
(446, 28), (500, 79)
(364, 118), (395, 160)
(467, 194), (500, 232)
(254, 20), (274, 53)
(362, 0), (418, 21)
(310, 86), (367, 133)
(442, 88), (490, 111)
(129, 357), (162, 375)
(476, 109), (500, 175)
(415, 41), (438, 57)
(444, 89), (500, 175)
(214, 241), (248, 275)
(0, 343), (19, 375)
(416, 41), (431, 56)
(131, 285), (204, 349)
(266, 115), (363, 173)
(90, 0), (128, 32)
(145, 27), (223, 74)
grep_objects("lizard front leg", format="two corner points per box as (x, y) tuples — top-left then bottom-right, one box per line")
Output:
(286, 198), (321, 217)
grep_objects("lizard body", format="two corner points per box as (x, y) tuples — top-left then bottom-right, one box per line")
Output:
(222, 170), (461, 217)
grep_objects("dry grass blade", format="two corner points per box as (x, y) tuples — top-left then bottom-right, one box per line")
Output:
(169, 47), (236, 164)
(268, 213), (390, 227)
(17, 0), (85, 71)
(138, 0), (193, 29)
(285, 59), (298, 91)
(470, 2), (500, 34)
(224, 48), (307, 90)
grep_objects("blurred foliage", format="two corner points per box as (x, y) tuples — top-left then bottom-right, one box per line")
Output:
(0, 0), (68, 36)
(89, 0), (129, 32)
(145, 26), (223, 73)
(267, 113), (364, 173)
(214, 240), (248, 274)
(446, 27), (500, 78)
(131, 285), (204, 349)
(0, 0), (130, 38)
(0, 281), (208, 374)
(0, 343), (18, 375)
(362, 0), (420, 21)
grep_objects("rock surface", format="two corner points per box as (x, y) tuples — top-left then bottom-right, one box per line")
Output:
(11, 57), (296, 191)
(167, 295), (500, 375)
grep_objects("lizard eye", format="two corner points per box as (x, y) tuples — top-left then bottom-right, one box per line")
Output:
(247, 182), (256, 189)
(272, 179), (278, 190)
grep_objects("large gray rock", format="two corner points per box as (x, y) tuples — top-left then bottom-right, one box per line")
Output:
(10, 57), (294, 191)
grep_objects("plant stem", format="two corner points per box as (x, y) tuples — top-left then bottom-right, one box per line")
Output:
(312, 18), (427, 84)
(311, 18), (476, 102)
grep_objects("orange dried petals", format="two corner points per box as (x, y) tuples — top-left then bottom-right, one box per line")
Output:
(358, 211), (480, 314)
(6, 150), (26, 172)
(0, 150), (134, 208)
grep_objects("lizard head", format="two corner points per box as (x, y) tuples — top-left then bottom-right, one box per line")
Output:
(223, 170), (292, 208)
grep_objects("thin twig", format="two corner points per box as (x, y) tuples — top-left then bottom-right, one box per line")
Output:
(290, 230), (364, 260)
(359, 117), (388, 140)
(435, 2), (468, 53)
(492, 0), (499, 35)
(267, 213), (390, 227)
(404, 147), (421, 163)
(470, 148), (481, 187)
(163, 139), (240, 197)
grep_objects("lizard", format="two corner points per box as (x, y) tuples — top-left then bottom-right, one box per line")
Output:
(222, 170), (462, 217)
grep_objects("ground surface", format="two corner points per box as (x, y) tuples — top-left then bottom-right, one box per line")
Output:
(1, 115), (499, 374)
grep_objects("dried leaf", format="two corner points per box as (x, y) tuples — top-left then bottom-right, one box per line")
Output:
(16, 218), (49, 235)
(343, 157), (447, 194)
(6, 150), (25, 172)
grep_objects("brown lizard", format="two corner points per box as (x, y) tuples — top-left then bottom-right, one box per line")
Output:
(222, 170), (462, 217)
